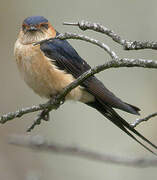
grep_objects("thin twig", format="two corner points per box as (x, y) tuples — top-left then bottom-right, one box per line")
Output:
(131, 112), (157, 128)
(35, 33), (119, 60)
(27, 109), (50, 132)
(63, 20), (157, 50)
(9, 135), (157, 168)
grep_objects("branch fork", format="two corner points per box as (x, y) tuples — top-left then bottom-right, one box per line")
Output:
(1, 20), (157, 131)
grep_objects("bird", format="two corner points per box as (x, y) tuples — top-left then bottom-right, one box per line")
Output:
(14, 16), (157, 155)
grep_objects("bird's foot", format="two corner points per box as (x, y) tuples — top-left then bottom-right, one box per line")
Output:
(26, 95), (65, 132)
(48, 94), (65, 110)
(39, 109), (50, 121)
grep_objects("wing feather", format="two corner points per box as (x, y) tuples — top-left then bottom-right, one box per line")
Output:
(40, 37), (140, 114)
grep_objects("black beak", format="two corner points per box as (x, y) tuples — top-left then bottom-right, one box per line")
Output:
(28, 26), (38, 32)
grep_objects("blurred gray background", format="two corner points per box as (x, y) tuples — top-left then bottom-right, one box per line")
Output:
(0, 0), (157, 179)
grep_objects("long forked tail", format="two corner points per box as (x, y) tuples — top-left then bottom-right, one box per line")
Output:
(86, 99), (157, 155)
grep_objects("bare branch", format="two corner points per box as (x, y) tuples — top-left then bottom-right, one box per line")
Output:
(1, 23), (157, 131)
(131, 112), (157, 128)
(1, 59), (157, 127)
(1, 58), (157, 128)
(35, 33), (119, 60)
(63, 20), (157, 50)
(10, 135), (157, 168)
(27, 109), (50, 132)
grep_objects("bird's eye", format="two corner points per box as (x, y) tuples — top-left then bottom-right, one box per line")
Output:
(41, 23), (49, 29)
(22, 24), (26, 31)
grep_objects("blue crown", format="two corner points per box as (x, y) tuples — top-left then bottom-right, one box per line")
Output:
(23, 16), (48, 25)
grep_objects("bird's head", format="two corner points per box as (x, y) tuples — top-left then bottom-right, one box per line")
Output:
(19, 16), (56, 44)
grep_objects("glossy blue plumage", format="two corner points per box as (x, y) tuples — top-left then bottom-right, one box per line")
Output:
(40, 37), (140, 114)
(40, 38), (91, 77)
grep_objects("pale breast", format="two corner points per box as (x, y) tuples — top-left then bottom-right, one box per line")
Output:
(14, 39), (94, 102)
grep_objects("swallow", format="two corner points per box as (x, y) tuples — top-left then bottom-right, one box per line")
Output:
(14, 16), (157, 155)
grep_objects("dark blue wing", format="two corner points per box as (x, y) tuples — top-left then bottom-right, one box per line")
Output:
(39, 38), (157, 154)
(40, 38), (91, 79)
(40, 37), (140, 115)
